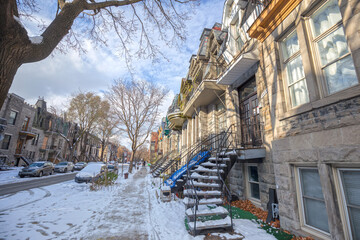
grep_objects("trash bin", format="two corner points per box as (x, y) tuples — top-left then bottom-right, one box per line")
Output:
(124, 173), (128, 179)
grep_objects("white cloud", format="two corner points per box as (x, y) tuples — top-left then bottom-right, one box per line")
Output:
(11, 0), (224, 122)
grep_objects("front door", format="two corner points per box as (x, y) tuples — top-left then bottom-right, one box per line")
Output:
(238, 77), (262, 147)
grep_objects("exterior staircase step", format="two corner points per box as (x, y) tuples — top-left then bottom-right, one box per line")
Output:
(184, 189), (222, 196)
(183, 197), (223, 207)
(186, 206), (229, 218)
(190, 173), (220, 180)
(201, 162), (227, 168)
(192, 166), (224, 173)
(208, 157), (230, 161)
(188, 216), (232, 231)
(186, 181), (221, 188)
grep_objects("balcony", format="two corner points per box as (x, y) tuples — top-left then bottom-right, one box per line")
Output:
(18, 130), (36, 140)
(167, 94), (187, 130)
(182, 80), (226, 117)
(167, 110), (186, 131)
(216, 51), (258, 85)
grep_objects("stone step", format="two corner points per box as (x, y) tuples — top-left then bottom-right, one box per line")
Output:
(183, 197), (223, 207)
(188, 216), (232, 231)
(184, 189), (222, 196)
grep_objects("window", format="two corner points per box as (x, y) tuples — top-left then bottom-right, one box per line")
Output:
(309, 0), (358, 94)
(8, 111), (18, 125)
(22, 117), (30, 131)
(281, 31), (310, 107)
(217, 103), (226, 132)
(339, 169), (360, 240)
(1, 134), (11, 150)
(298, 168), (329, 233)
(248, 165), (260, 200)
(32, 134), (39, 146)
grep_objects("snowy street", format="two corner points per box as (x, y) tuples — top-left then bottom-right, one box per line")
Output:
(0, 166), (277, 240)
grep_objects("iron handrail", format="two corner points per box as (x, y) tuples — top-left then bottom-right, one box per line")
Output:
(188, 124), (236, 235)
(185, 126), (234, 235)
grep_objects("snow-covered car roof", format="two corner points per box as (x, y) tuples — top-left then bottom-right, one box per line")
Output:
(76, 164), (105, 177)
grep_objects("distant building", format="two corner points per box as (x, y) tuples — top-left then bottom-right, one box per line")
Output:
(0, 93), (37, 166)
(149, 132), (159, 163)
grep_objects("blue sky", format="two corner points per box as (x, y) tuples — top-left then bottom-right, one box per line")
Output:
(10, 0), (225, 114)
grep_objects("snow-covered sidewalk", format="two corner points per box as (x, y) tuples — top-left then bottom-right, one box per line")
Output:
(0, 166), (278, 239)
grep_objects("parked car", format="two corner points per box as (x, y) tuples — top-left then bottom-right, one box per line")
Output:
(107, 164), (118, 173)
(18, 161), (54, 178)
(75, 163), (106, 183)
(54, 162), (74, 173)
(74, 162), (87, 171)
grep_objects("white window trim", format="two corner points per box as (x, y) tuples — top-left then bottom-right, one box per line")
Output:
(335, 168), (360, 240)
(305, 0), (359, 97)
(278, 29), (310, 110)
(294, 167), (331, 238)
(245, 163), (261, 205)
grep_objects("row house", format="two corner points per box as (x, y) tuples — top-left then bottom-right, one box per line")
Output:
(0, 95), (106, 165)
(160, 0), (360, 239)
(149, 132), (159, 163)
(33, 98), (70, 163)
(0, 94), (37, 166)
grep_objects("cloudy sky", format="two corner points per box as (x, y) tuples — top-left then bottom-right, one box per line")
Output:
(11, 0), (225, 116)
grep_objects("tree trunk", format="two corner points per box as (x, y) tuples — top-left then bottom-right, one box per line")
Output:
(0, 0), (85, 108)
(100, 140), (105, 162)
(128, 150), (136, 173)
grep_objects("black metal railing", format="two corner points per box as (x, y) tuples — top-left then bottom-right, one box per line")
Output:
(186, 124), (236, 235)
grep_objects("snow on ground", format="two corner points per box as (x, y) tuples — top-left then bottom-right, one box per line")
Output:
(0, 167), (76, 185)
(147, 176), (276, 240)
(0, 166), (277, 240)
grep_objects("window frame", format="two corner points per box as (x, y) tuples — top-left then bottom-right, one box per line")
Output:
(1, 134), (12, 150)
(305, 0), (359, 97)
(279, 29), (311, 109)
(336, 168), (360, 240)
(295, 166), (331, 238)
(245, 163), (261, 203)
(8, 110), (18, 125)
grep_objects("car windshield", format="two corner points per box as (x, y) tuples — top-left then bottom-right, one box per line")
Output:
(57, 162), (68, 165)
(108, 165), (114, 169)
(29, 162), (44, 167)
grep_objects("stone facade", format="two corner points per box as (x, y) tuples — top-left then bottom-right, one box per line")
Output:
(156, 0), (360, 239)
(0, 93), (37, 166)
(253, 0), (360, 239)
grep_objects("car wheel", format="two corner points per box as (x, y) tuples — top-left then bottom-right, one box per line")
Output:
(19, 175), (24, 178)
(64, 168), (67, 173)
(38, 171), (43, 177)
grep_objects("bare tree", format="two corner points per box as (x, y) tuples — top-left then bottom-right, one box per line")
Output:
(95, 101), (119, 162)
(67, 91), (106, 161)
(134, 145), (150, 163)
(107, 79), (167, 173)
(0, 0), (198, 108)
